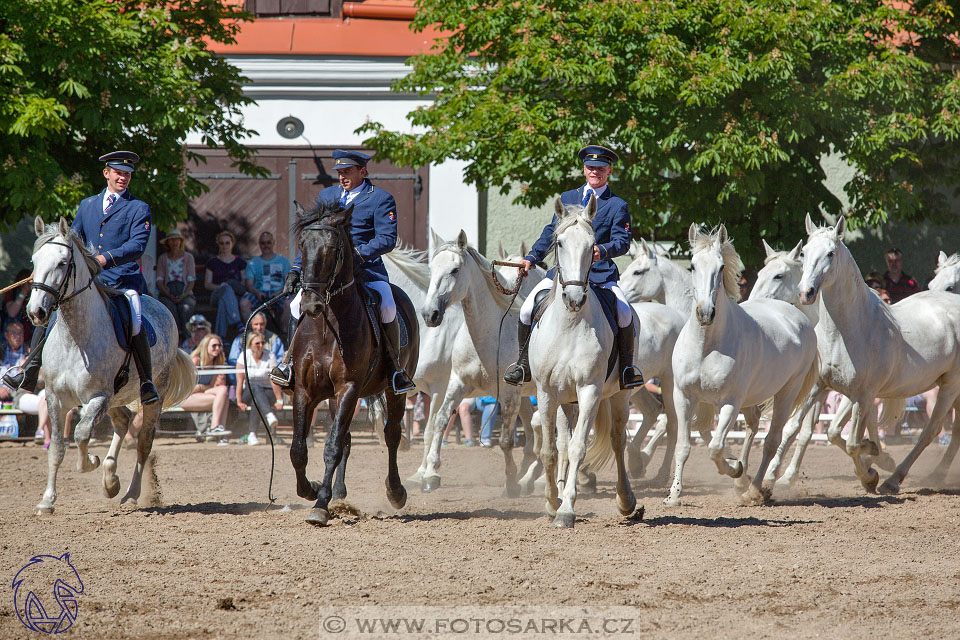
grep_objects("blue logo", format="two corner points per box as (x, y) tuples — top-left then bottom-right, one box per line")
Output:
(11, 553), (84, 635)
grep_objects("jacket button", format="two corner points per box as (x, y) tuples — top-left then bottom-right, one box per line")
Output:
(100, 233), (104, 237)
(98, 245), (102, 249)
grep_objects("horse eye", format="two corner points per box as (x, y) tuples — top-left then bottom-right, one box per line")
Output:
(633, 270), (642, 276)
(450, 268), (459, 275)
(557, 241), (563, 248)
(773, 274), (783, 280)
(827, 251), (835, 258)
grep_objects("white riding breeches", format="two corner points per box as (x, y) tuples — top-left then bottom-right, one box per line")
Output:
(519, 277), (632, 328)
(123, 289), (142, 335)
(287, 281), (397, 323)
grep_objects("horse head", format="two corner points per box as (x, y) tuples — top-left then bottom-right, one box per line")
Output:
(294, 200), (355, 318)
(688, 223), (742, 325)
(750, 239), (803, 305)
(423, 228), (470, 327)
(620, 237), (665, 303)
(28, 216), (85, 327)
(928, 250), (960, 293)
(553, 195), (597, 313)
(798, 214), (846, 305)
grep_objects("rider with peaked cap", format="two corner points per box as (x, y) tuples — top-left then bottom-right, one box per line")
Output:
(3, 151), (159, 404)
(270, 149), (416, 394)
(502, 144), (644, 390)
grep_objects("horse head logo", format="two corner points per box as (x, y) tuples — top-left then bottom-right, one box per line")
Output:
(12, 553), (84, 635)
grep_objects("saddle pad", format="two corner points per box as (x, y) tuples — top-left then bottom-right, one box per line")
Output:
(359, 282), (409, 350)
(108, 294), (156, 352)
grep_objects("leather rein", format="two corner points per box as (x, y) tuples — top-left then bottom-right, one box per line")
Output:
(31, 237), (95, 313)
(299, 222), (355, 305)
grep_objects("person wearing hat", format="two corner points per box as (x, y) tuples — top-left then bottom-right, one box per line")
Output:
(271, 149), (416, 394)
(182, 314), (211, 352)
(502, 144), (644, 390)
(156, 228), (197, 340)
(3, 151), (160, 404)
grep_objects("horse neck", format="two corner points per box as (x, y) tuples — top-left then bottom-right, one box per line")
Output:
(686, 285), (737, 347)
(660, 260), (693, 311)
(817, 245), (876, 332)
(458, 254), (501, 331)
(55, 245), (108, 345)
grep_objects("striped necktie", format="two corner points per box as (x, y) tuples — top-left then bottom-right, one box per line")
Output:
(105, 193), (118, 214)
(580, 189), (594, 207)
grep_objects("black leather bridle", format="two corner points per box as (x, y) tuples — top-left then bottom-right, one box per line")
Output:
(299, 222), (355, 305)
(554, 245), (589, 294)
(31, 237), (94, 315)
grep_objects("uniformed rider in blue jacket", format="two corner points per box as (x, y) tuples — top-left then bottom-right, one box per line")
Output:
(270, 150), (415, 394)
(502, 145), (644, 390)
(3, 151), (159, 404)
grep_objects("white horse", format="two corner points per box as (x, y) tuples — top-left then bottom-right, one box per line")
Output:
(667, 224), (818, 506)
(799, 216), (960, 493)
(928, 251), (960, 293)
(619, 238), (694, 316)
(528, 196), (636, 528)
(27, 217), (195, 514)
(751, 240), (898, 489)
(420, 230), (538, 495)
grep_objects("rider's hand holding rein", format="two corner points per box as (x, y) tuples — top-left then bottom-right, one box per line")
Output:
(592, 246), (602, 263)
(519, 259), (533, 277)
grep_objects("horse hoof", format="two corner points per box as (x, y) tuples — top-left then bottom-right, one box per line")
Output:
(421, 476), (441, 493)
(305, 508), (330, 526)
(774, 476), (796, 490)
(502, 482), (521, 498)
(730, 461), (744, 479)
(35, 505), (54, 516)
(303, 481), (320, 501)
(862, 469), (880, 493)
(120, 496), (138, 507)
(103, 476), (121, 499)
(387, 485), (407, 509)
(617, 493), (637, 516)
(544, 500), (559, 518)
(877, 477), (900, 495)
(663, 496), (681, 507)
(552, 512), (575, 528)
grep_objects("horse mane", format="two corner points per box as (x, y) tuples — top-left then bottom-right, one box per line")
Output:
(35, 224), (116, 302)
(292, 199), (344, 238)
(551, 205), (595, 252)
(383, 245), (432, 290)
(690, 226), (744, 300)
(763, 249), (802, 268)
(432, 240), (526, 308)
(935, 252), (960, 274)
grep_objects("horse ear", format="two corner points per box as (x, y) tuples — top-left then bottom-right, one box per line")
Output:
(584, 194), (597, 220)
(788, 240), (802, 261)
(329, 203), (355, 226)
(640, 238), (654, 259)
(34, 215), (45, 237)
(58, 217), (70, 238)
(294, 201), (305, 218)
(717, 224), (728, 245)
(520, 240), (528, 257)
(762, 238), (776, 258)
(939, 250), (949, 268)
(804, 213), (816, 235)
(456, 229), (468, 250)
(497, 241), (506, 260)
(554, 197), (566, 218)
(430, 227), (444, 248)
(688, 223), (699, 247)
(834, 216), (846, 239)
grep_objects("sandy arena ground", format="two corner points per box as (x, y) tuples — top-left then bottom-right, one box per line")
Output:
(1, 429), (959, 639)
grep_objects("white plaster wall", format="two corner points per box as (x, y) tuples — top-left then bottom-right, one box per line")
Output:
(427, 160), (478, 250)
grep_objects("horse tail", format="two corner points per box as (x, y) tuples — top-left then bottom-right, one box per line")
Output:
(582, 399), (615, 472)
(161, 349), (197, 410)
(791, 351), (820, 416)
(367, 394), (387, 445)
(879, 397), (906, 433)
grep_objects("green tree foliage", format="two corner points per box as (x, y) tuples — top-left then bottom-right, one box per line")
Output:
(0, 0), (260, 228)
(361, 0), (960, 262)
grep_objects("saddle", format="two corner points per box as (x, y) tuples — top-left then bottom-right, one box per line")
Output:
(360, 283), (409, 351)
(531, 283), (622, 380)
(107, 294), (156, 352)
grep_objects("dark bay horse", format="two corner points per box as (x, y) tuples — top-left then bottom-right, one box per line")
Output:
(290, 200), (420, 525)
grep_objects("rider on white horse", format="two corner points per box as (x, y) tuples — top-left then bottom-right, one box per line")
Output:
(4, 151), (159, 405)
(503, 145), (644, 390)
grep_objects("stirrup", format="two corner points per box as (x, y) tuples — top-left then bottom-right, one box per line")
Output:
(140, 381), (160, 405)
(391, 370), (416, 394)
(503, 363), (530, 386)
(2, 369), (25, 391)
(270, 363), (293, 389)
(620, 366), (644, 390)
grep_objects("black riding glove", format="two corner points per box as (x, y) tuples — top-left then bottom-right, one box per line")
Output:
(282, 270), (300, 296)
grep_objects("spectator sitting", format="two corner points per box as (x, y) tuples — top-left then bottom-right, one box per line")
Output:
(156, 229), (197, 342)
(205, 230), (249, 340)
(228, 312), (285, 370)
(0, 321), (27, 404)
(179, 333), (231, 443)
(181, 314), (211, 352)
(2, 268), (33, 343)
(865, 272), (884, 291)
(883, 248), (920, 303)
(243, 231), (292, 332)
(235, 331), (284, 446)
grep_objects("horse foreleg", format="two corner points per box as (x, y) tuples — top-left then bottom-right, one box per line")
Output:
(291, 390), (321, 502)
(842, 399), (879, 493)
(407, 388), (442, 486)
(518, 408), (543, 495)
(626, 386), (662, 478)
(708, 402), (743, 478)
(646, 378), (679, 487)
(553, 400), (585, 528)
(536, 390), (560, 517)
(37, 395), (69, 515)
(306, 382), (359, 526)
(734, 406), (761, 492)
(74, 394), (109, 474)
(741, 394), (793, 505)
(382, 392), (408, 510)
(516, 398), (538, 481)
(776, 395), (824, 489)
(120, 403), (160, 506)
(332, 430), (351, 502)
(610, 394), (637, 517)
(765, 383), (822, 485)
(498, 392), (522, 497)
(928, 399), (960, 482)
(881, 383), (960, 494)
(421, 378), (465, 493)
(103, 406), (133, 499)
(664, 391), (696, 507)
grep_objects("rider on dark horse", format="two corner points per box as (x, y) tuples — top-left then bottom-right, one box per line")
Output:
(3, 151), (159, 405)
(270, 149), (415, 394)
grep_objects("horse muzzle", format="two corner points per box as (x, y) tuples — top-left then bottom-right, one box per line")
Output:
(562, 287), (586, 312)
(422, 298), (447, 328)
(798, 286), (819, 305)
(696, 304), (716, 325)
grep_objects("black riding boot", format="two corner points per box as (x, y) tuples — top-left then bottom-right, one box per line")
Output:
(130, 330), (160, 405)
(270, 315), (301, 390)
(503, 322), (532, 386)
(383, 318), (415, 394)
(618, 324), (644, 390)
(2, 324), (45, 393)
